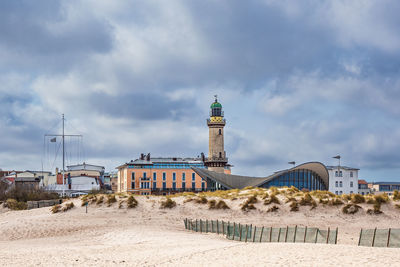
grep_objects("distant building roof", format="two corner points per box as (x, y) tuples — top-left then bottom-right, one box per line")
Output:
(326, 166), (360, 171)
(373, 182), (400, 185)
(117, 157), (204, 169)
(358, 179), (368, 184)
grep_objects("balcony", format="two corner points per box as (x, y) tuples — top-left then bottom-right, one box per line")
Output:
(205, 156), (228, 162)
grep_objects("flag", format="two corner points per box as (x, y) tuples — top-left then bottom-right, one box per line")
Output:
(50, 137), (56, 142)
(333, 155), (341, 159)
(288, 161), (296, 165)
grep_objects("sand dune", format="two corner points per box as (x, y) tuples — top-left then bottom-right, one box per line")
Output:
(1, 193), (400, 266)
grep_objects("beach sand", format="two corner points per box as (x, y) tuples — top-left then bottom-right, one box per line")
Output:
(1, 194), (400, 266)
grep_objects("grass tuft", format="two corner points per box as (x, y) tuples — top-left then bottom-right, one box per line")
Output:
(351, 194), (365, 204)
(160, 198), (176, 209)
(51, 204), (61, 213)
(96, 195), (104, 205)
(195, 196), (208, 204)
(62, 202), (74, 212)
(367, 202), (383, 215)
(393, 190), (400, 201)
(107, 195), (117, 206)
(267, 205), (279, 212)
(209, 199), (230, 209)
(127, 195), (138, 208)
(299, 193), (313, 206)
(342, 204), (361, 214)
(290, 200), (299, 212)
(264, 194), (280, 205)
(241, 195), (258, 211)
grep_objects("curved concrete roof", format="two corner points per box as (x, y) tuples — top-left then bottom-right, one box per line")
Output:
(192, 162), (329, 190)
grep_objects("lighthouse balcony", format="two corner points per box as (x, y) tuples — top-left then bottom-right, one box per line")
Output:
(205, 156), (228, 163)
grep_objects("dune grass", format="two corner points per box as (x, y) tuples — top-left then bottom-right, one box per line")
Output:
(5, 199), (27, 210)
(127, 195), (138, 208)
(160, 198), (176, 209)
(267, 205), (279, 212)
(342, 204), (361, 214)
(62, 202), (74, 212)
(241, 195), (258, 211)
(107, 194), (117, 206)
(208, 199), (230, 210)
(351, 194), (365, 204)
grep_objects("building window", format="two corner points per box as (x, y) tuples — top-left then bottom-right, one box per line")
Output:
(339, 171), (343, 177)
(153, 182), (157, 189)
(339, 181), (343, 187)
(163, 172), (166, 181)
(335, 191), (338, 195)
(335, 181), (338, 187)
(335, 171), (338, 177)
(172, 182), (176, 190)
(350, 191), (353, 194)
(163, 182), (166, 190)
(153, 172), (157, 181)
(131, 181), (135, 189)
(143, 172), (147, 179)
(339, 191), (343, 194)
(350, 172), (353, 177)
(192, 173), (195, 181)
(131, 172), (135, 179)
(182, 182), (186, 189)
(182, 173), (186, 181)
(192, 182), (195, 189)
(350, 181), (353, 187)
(202, 182), (205, 190)
(219, 152), (222, 158)
(173, 172), (176, 181)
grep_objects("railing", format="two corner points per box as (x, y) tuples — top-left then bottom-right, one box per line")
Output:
(205, 157), (228, 162)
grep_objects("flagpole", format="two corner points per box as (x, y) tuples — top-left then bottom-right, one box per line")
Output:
(62, 114), (65, 197)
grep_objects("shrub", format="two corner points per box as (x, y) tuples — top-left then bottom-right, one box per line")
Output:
(51, 204), (61, 213)
(264, 194), (280, 205)
(62, 202), (74, 212)
(5, 199), (28, 210)
(216, 200), (230, 209)
(329, 198), (344, 206)
(342, 204), (361, 214)
(209, 199), (229, 209)
(0, 187), (59, 202)
(90, 196), (97, 204)
(351, 194), (365, 204)
(285, 197), (296, 203)
(374, 194), (389, 204)
(262, 192), (269, 199)
(393, 190), (400, 201)
(299, 193), (313, 206)
(195, 196), (208, 204)
(160, 198), (176, 209)
(267, 205), (279, 212)
(127, 195), (138, 208)
(341, 194), (351, 201)
(96, 196), (104, 205)
(395, 204), (400, 209)
(208, 199), (216, 209)
(118, 200), (124, 209)
(367, 203), (383, 215)
(290, 201), (299, 212)
(319, 198), (329, 205)
(269, 186), (280, 195)
(107, 195), (117, 206)
(241, 196), (258, 211)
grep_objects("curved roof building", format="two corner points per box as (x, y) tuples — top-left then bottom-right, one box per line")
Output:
(192, 162), (329, 191)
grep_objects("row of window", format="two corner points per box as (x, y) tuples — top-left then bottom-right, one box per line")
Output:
(131, 172), (196, 181)
(334, 171), (354, 177)
(261, 170), (326, 190)
(132, 181), (206, 190)
(335, 181), (354, 188)
(128, 164), (205, 169)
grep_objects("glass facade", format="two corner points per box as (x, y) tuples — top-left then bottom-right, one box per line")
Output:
(260, 169), (327, 191)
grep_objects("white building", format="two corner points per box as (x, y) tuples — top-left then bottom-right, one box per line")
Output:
(327, 166), (359, 195)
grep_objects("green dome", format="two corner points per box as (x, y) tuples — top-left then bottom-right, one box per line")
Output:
(211, 101), (222, 109)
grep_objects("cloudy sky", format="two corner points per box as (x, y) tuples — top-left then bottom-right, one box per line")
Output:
(1, 1), (400, 181)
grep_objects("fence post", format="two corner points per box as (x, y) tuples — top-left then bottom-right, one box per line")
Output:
(372, 227), (377, 247)
(269, 227), (272, 242)
(294, 225), (297, 243)
(358, 229), (362, 246)
(304, 226), (307, 243)
(184, 218), (187, 229)
(387, 228), (391, 247)
(285, 226), (289, 242)
(335, 227), (338, 245)
(260, 226), (264, 242)
(253, 226), (257, 242)
(200, 219), (203, 233)
(326, 227), (330, 244)
(196, 219), (198, 232)
(277, 228), (281, 242)
(314, 229), (318, 243)
(245, 225), (248, 242)
(217, 220), (219, 234)
(239, 224), (242, 241)
(206, 219), (209, 233)
(233, 222), (236, 240)
(223, 221), (225, 235)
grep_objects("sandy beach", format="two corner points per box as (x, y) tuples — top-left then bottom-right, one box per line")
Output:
(1, 193), (400, 266)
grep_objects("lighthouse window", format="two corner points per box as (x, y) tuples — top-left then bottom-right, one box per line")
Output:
(219, 152), (222, 158)
(219, 129), (222, 135)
